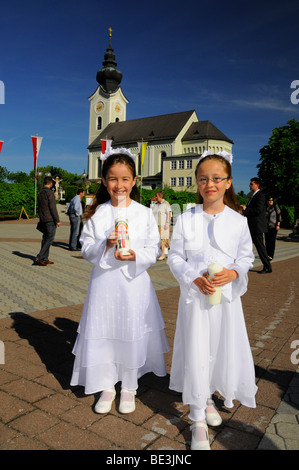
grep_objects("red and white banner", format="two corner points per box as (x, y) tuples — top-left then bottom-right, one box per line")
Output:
(0, 140), (3, 154)
(31, 135), (43, 170)
(101, 139), (112, 157)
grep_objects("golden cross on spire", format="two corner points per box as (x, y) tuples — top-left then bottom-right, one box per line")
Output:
(109, 27), (112, 38)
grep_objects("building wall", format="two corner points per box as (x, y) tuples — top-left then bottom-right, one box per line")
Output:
(163, 139), (233, 192)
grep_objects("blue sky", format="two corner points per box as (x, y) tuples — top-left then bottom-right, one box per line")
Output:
(0, 0), (298, 192)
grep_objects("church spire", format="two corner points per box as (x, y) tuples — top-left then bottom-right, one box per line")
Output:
(96, 28), (123, 94)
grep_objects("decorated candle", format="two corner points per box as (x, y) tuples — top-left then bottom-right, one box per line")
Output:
(207, 263), (223, 305)
(115, 218), (130, 255)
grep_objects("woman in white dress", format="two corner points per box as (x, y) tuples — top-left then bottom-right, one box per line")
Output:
(167, 151), (257, 450)
(71, 148), (169, 414)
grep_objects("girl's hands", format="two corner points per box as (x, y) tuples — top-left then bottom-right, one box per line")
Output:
(211, 268), (238, 286)
(193, 268), (238, 295)
(106, 230), (136, 261)
(106, 230), (118, 250)
(193, 273), (215, 295)
(115, 249), (136, 261)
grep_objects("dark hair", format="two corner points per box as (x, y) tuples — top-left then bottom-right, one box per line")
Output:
(77, 188), (84, 195)
(195, 154), (241, 213)
(84, 153), (140, 221)
(44, 176), (54, 186)
(250, 177), (261, 186)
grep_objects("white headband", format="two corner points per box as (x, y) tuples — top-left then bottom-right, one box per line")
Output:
(100, 147), (136, 161)
(198, 149), (233, 164)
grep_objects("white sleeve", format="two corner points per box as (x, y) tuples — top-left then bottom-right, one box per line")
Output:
(227, 217), (254, 298)
(79, 218), (108, 267)
(121, 209), (161, 279)
(167, 215), (200, 291)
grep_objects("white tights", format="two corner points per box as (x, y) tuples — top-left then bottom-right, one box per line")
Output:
(189, 399), (216, 441)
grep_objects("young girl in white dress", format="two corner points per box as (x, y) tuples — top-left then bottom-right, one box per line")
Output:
(167, 150), (257, 450)
(71, 148), (169, 414)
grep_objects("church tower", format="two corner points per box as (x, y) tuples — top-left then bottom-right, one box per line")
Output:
(87, 29), (128, 177)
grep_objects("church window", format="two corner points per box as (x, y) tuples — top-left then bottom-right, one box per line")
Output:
(160, 151), (166, 173)
(97, 117), (102, 130)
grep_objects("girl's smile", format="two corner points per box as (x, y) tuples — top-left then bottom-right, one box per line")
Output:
(102, 162), (137, 207)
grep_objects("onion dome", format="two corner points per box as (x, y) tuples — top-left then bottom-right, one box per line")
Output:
(96, 28), (122, 94)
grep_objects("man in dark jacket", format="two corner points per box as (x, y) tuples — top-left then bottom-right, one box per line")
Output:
(241, 177), (272, 274)
(35, 176), (61, 266)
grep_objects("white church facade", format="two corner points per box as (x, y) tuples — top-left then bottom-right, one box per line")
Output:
(87, 31), (233, 191)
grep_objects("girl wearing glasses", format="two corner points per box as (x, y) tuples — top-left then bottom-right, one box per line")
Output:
(167, 151), (257, 450)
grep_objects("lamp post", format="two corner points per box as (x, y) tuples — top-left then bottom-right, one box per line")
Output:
(81, 170), (88, 193)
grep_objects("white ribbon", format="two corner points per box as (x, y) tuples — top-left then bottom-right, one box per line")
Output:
(100, 147), (136, 161)
(198, 149), (233, 164)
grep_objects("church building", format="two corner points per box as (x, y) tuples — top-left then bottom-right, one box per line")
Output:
(87, 30), (234, 191)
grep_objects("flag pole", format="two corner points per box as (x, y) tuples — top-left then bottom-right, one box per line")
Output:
(32, 133), (43, 217)
(34, 136), (38, 216)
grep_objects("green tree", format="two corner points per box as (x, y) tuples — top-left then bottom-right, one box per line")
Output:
(0, 166), (9, 182)
(30, 166), (82, 185)
(7, 171), (32, 183)
(257, 119), (299, 222)
(0, 181), (35, 216)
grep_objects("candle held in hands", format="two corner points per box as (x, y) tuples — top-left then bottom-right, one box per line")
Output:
(207, 263), (223, 305)
(115, 218), (130, 255)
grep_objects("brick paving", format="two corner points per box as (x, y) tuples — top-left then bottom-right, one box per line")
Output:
(0, 216), (298, 451)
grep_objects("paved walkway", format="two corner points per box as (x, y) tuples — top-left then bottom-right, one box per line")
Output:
(0, 210), (298, 451)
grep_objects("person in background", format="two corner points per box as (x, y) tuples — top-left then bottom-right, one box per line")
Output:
(265, 196), (282, 260)
(68, 188), (85, 251)
(152, 191), (172, 261)
(35, 176), (61, 266)
(241, 177), (272, 274)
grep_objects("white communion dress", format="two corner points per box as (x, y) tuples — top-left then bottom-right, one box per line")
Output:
(70, 200), (169, 394)
(167, 204), (257, 410)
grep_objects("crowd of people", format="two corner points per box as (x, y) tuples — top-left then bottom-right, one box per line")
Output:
(34, 148), (281, 450)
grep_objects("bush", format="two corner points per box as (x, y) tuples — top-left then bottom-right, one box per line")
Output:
(0, 181), (35, 218)
(64, 185), (80, 202)
(280, 205), (295, 228)
(140, 187), (197, 212)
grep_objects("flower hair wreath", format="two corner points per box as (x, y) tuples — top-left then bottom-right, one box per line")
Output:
(100, 147), (137, 161)
(198, 149), (233, 164)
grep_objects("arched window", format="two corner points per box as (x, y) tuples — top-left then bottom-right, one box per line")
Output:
(97, 116), (102, 130)
(160, 151), (166, 173)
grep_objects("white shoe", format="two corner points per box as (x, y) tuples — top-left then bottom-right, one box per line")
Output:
(205, 398), (222, 426)
(190, 422), (211, 450)
(119, 389), (136, 414)
(94, 388), (116, 414)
